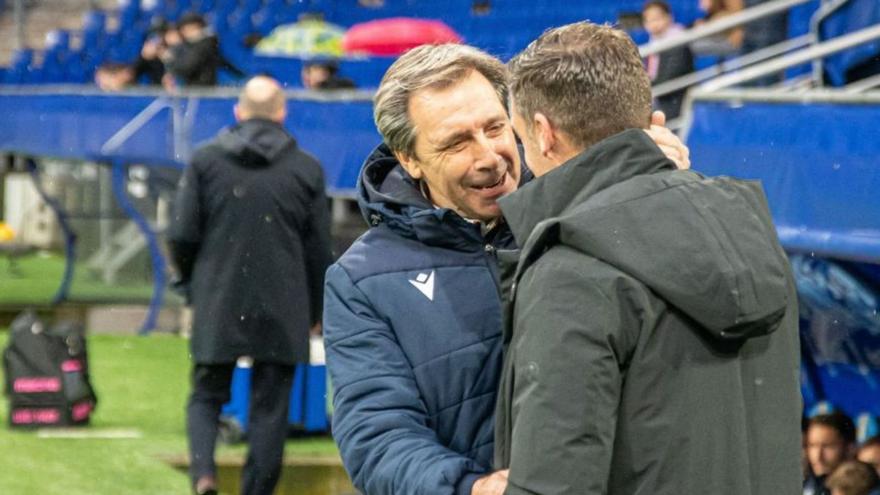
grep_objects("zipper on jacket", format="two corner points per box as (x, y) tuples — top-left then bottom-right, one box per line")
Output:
(483, 243), (502, 296)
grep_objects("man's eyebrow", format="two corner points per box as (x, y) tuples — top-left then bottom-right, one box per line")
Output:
(486, 116), (507, 126)
(435, 130), (472, 150)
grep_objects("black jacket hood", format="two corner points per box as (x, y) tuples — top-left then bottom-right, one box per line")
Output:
(217, 119), (297, 167)
(501, 129), (790, 341)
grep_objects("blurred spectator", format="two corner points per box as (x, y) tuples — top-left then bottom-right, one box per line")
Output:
(160, 25), (183, 91)
(859, 437), (880, 477)
(826, 461), (880, 495)
(94, 62), (134, 91)
(358, 0), (385, 7)
(642, 0), (693, 120)
(691, 0), (744, 56)
(472, 0), (491, 15)
(805, 412), (858, 495)
(741, 0), (788, 85)
(133, 21), (169, 85)
(301, 60), (356, 90)
(162, 12), (244, 88)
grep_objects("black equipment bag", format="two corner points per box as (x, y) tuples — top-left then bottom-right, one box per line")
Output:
(3, 311), (98, 427)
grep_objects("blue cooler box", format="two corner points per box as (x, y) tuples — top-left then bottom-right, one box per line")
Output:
(219, 337), (330, 440)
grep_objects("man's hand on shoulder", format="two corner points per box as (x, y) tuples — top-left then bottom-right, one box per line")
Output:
(472, 470), (509, 495)
(645, 110), (691, 170)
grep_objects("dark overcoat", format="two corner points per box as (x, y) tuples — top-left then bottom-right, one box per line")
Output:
(495, 129), (802, 495)
(169, 118), (332, 365)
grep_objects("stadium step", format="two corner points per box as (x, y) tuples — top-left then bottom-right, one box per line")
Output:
(0, 0), (117, 66)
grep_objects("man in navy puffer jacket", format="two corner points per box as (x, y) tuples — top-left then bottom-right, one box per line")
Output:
(323, 43), (689, 495)
(323, 44), (520, 495)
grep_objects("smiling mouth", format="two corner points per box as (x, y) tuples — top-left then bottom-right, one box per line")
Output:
(473, 175), (505, 190)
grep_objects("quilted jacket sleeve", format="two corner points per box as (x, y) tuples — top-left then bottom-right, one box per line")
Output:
(323, 263), (486, 495)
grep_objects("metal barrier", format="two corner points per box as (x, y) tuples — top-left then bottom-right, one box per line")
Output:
(683, 88), (880, 262)
(0, 87), (379, 332)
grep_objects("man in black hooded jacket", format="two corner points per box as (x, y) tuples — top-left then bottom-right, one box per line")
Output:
(168, 75), (333, 495)
(163, 13), (243, 87)
(494, 22), (802, 495)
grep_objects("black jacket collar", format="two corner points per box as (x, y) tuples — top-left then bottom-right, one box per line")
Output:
(500, 129), (675, 246)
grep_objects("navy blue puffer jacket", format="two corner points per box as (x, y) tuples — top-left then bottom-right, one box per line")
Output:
(323, 144), (514, 495)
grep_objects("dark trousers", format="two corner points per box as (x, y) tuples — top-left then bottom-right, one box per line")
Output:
(187, 362), (294, 495)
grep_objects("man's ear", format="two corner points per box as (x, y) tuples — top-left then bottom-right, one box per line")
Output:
(394, 151), (423, 180)
(533, 112), (556, 158)
(273, 106), (287, 124)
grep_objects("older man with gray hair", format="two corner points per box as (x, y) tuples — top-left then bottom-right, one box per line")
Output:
(322, 42), (689, 495)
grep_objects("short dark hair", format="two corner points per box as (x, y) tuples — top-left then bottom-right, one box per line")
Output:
(177, 12), (206, 29)
(305, 60), (339, 75)
(507, 22), (652, 151)
(825, 461), (880, 495)
(643, 1), (672, 15)
(809, 412), (858, 445)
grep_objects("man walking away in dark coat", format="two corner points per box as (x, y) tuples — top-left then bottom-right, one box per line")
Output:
(168, 75), (333, 495)
(494, 22), (802, 494)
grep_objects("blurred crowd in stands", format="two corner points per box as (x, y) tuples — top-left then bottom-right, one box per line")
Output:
(95, 13), (241, 91)
(94, 11), (354, 92)
(641, 0), (790, 118)
(804, 411), (880, 495)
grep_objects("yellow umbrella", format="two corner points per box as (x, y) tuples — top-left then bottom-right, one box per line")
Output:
(255, 19), (346, 57)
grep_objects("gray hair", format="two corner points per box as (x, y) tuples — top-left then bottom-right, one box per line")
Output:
(373, 43), (508, 159)
(508, 22), (652, 150)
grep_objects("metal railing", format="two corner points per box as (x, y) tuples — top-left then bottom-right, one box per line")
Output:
(809, 0), (854, 85)
(638, 0), (823, 128)
(679, 23), (880, 141)
(651, 34), (811, 99)
(698, 23), (880, 91)
(639, 0), (813, 58)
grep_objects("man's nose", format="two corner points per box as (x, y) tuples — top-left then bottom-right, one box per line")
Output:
(473, 133), (503, 170)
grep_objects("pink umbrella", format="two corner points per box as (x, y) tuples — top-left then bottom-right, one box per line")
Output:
(343, 17), (462, 56)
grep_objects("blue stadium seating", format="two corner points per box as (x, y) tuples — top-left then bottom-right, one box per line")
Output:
(820, 0), (880, 85)
(3, 49), (34, 85)
(6, 0), (867, 88)
(0, 0), (727, 87)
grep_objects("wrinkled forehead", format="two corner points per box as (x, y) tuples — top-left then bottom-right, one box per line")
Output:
(409, 73), (507, 144)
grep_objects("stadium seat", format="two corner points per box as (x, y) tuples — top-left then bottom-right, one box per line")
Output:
(819, 0), (880, 86)
(4, 49), (34, 84)
(81, 10), (107, 55)
(118, 0), (141, 30)
(38, 30), (73, 83)
(140, 0), (164, 19)
(251, 7), (280, 36)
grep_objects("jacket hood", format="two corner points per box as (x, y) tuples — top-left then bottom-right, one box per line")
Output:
(501, 129), (790, 341)
(217, 119), (296, 167)
(356, 143), (486, 250)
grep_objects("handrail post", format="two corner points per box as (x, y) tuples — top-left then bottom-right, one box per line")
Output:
(809, 0), (854, 87)
(13, 0), (25, 51)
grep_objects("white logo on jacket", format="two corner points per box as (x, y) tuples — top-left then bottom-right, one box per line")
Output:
(409, 271), (435, 301)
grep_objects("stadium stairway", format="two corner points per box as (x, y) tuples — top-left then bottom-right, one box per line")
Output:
(0, 0), (117, 67)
